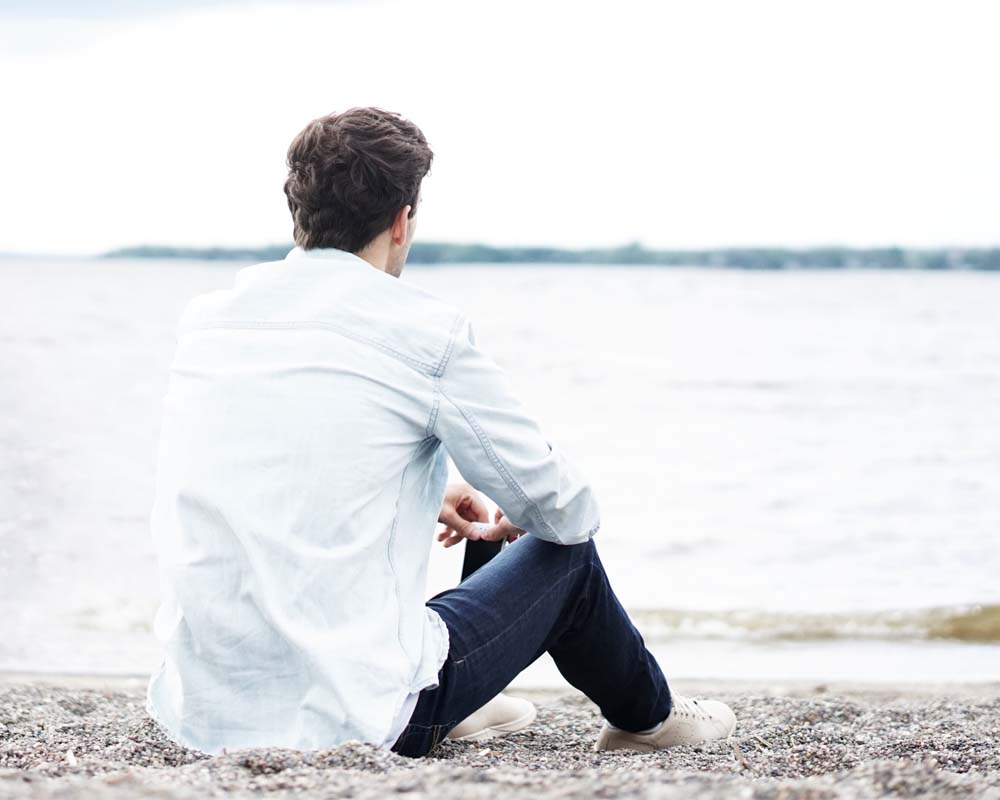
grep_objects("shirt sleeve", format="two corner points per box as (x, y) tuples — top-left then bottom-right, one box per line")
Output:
(432, 314), (601, 545)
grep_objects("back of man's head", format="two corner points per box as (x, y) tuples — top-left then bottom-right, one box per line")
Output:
(283, 107), (433, 254)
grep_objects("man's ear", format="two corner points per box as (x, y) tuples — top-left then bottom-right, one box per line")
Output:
(390, 204), (412, 246)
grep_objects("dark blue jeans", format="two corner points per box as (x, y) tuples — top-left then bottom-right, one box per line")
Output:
(390, 534), (673, 757)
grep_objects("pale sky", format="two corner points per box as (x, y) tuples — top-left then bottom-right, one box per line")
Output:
(1, 0), (998, 255)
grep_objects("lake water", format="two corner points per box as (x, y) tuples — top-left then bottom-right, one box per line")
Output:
(2, 256), (998, 686)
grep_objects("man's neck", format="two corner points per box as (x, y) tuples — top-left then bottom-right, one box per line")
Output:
(355, 235), (404, 278)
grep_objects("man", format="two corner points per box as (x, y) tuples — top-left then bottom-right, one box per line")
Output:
(145, 106), (736, 758)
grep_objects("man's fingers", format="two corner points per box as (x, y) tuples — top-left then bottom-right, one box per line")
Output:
(439, 506), (472, 532)
(459, 522), (488, 541)
(438, 518), (526, 548)
(436, 524), (453, 540)
(439, 527), (462, 548)
(462, 494), (490, 524)
(438, 522), (484, 548)
(473, 522), (516, 543)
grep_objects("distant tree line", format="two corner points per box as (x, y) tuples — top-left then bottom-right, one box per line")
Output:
(103, 242), (1000, 270)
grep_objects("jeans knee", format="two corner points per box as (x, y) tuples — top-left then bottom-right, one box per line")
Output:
(519, 535), (599, 582)
(559, 538), (601, 583)
(571, 536), (598, 565)
(532, 534), (594, 558)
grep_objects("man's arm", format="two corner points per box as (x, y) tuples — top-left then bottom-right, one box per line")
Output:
(432, 315), (600, 546)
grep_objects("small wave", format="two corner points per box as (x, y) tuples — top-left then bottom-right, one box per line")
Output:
(630, 604), (1000, 643)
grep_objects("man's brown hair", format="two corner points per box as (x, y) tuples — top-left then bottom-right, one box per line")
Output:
(283, 107), (433, 253)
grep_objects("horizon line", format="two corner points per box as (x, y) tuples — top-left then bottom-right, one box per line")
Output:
(4, 240), (1000, 261)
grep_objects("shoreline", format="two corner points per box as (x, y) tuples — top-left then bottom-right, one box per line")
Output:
(4, 669), (1000, 700)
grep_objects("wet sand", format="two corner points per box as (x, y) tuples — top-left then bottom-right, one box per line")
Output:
(1, 674), (998, 799)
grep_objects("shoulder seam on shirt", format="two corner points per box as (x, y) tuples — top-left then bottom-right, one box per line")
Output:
(427, 313), (464, 437)
(189, 320), (439, 375)
(434, 313), (466, 378)
(437, 389), (560, 540)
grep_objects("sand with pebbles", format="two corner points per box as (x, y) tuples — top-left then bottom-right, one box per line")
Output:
(1, 676), (998, 799)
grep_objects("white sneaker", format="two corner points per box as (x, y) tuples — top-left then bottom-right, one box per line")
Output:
(446, 693), (537, 742)
(593, 694), (736, 752)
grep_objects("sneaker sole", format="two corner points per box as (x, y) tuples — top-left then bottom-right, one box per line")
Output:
(594, 720), (737, 752)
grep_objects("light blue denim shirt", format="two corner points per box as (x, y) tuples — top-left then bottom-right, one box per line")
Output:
(145, 245), (601, 755)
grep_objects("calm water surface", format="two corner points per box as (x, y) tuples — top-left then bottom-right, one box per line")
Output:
(1, 257), (998, 682)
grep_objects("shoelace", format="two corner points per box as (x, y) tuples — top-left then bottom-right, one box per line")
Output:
(671, 696), (713, 721)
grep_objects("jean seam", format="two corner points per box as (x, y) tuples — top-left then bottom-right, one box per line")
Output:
(395, 718), (460, 751)
(447, 561), (590, 664)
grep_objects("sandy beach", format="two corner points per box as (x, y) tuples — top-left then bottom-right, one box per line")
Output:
(1, 674), (997, 799)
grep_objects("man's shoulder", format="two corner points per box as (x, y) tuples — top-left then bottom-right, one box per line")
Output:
(346, 275), (469, 375)
(176, 257), (468, 377)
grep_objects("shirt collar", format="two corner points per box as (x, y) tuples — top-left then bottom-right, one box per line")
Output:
(285, 245), (364, 263)
(284, 245), (397, 277)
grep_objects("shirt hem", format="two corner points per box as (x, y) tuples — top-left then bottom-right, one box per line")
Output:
(379, 606), (452, 751)
(145, 684), (208, 755)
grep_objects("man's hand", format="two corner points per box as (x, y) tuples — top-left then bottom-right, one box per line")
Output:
(436, 483), (527, 548)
